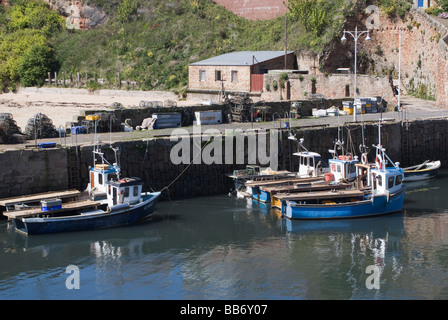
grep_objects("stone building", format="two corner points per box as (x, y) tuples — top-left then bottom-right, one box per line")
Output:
(188, 51), (296, 99)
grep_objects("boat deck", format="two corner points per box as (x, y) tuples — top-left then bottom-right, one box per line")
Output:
(261, 182), (352, 193)
(274, 189), (367, 201)
(3, 199), (101, 219)
(245, 176), (322, 188)
(0, 190), (81, 208)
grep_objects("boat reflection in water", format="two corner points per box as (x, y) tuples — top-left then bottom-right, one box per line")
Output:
(2, 173), (448, 300)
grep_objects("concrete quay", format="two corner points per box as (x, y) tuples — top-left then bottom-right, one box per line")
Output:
(0, 95), (447, 201)
(1, 96), (446, 151)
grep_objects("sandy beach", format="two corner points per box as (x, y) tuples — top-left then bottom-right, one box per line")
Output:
(0, 87), (198, 131)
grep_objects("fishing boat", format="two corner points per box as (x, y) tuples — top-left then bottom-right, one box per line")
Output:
(230, 136), (329, 193)
(2, 119), (161, 235)
(235, 136), (331, 199)
(281, 121), (406, 219)
(228, 165), (296, 191)
(247, 128), (360, 203)
(4, 175), (161, 235)
(403, 160), (441, 182)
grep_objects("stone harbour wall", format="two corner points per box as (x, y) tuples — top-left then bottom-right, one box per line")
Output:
(0, 118), (447, 201)
(0, 148), (68, 198)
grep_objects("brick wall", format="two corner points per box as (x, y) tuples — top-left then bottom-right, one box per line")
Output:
(363, 8), (444, 106)
(324, 8), (448, 107)
(212, 0), (289, 20)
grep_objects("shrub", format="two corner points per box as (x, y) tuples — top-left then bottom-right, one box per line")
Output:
(117, 0), (138, 23)
(439, 0), (448, 11)
(17, 44), (59, 87)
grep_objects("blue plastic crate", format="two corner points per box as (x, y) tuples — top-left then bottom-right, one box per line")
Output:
(71, 126), (85, 135)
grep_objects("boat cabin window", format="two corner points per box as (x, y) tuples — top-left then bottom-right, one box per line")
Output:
(124, 187), (129, 198)
(395, 174), (403, 186)
(98, 174), (103, 185)
(377, 175), (382, 187)
(133, 186), (138, 197)
(347, 163), (356, 175)
(301, 156), (310, 167)
(336, 164), (342, 173)
(316, 156), (328, 168)
(113, 187), (117, 205)
(388, 176), (394, 189)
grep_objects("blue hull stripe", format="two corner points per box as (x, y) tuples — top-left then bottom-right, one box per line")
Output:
(285, 187), (406, 220)
(14, 193), (160, 235)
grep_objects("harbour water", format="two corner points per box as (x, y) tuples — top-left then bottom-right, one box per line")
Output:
(1, 171), (448, 301)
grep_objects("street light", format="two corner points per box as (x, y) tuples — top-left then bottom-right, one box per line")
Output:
(341, 26), (371, 122)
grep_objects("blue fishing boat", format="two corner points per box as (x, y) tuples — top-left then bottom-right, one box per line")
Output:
(282, 121), (406, 219)
(4, 141), (161, 234)
(6, 177), (161, 235)
(249, 130), (360, 203)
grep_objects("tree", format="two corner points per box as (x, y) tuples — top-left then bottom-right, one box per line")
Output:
(8, 0), (64, 34)
(17, 44), (59, 87)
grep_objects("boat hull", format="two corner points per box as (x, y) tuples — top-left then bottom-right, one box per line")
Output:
(285, 187), (406, 220)
(13, 192), (160, 235)
(404, 161), (440, 182)
(252, 187), (270, 202)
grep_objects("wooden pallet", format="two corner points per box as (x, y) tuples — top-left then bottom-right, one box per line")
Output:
(0, 190), (81, 208)
(3, 199), (100, 219)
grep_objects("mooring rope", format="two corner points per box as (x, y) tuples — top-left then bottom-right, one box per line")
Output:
(140, 134), (213, 200)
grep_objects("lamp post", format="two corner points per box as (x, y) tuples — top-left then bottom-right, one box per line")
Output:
(341, 26), (371, 122)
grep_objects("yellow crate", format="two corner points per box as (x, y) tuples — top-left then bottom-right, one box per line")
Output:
(85, 115), (100, 121)
(343, 107), (353, 115)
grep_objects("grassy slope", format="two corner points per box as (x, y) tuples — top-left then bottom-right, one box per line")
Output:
(51, 0), (360, 93)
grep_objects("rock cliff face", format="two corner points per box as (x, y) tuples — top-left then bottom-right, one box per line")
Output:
(45, 0), (108, 29)
(212, 0), (289, 20)
(42, 0), (289, 25)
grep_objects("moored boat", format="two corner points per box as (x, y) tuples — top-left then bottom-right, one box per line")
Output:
(403, 160), (441, 182)
(230, 137), (329, 196)
(2, 123), (161, 234)
(245, 130), (360, 203)
(5, 176), (161, 235)
(282, 121), (406, 220)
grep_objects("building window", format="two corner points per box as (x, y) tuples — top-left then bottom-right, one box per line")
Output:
(199, 70), (206, 82)
(231, 70), (238, 82)
(215, 70), (222, 81)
